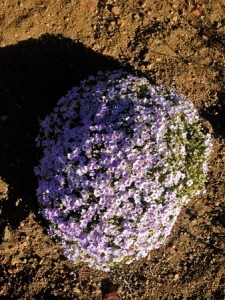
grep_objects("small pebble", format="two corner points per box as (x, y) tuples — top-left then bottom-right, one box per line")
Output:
(111, 6), (120, 15)
(174, 274), (179, 280)
(3, 226), (11, 241)
(192, 9), (201, 16)
(117, 19), (124, 27)
(172, 16), (178, 22)
(86, 1), (96, 13)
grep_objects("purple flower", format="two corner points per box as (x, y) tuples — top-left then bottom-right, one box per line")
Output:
(35, 70), (212, 271)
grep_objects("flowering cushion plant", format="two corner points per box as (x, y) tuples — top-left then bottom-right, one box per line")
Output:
(35, 70), (212, 271)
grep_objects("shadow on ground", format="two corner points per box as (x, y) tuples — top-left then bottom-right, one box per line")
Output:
(0, 34), (123, 237)
(201, 90), (225, 138)
(0, 31), (224, 241)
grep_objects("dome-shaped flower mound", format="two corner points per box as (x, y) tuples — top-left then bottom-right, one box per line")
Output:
(35, 70), (212, 271)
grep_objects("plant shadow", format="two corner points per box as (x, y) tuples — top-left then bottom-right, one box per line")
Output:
(0, 33), (125, 238)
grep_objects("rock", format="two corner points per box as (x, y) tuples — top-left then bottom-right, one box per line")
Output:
(174, 274), (179, 281)
(3, 226), (11, 241)
(86, 1), (97, 13)
(0, 178), (8, 201)
(192, 9), (200, 16)
(111, 6), (120, 16)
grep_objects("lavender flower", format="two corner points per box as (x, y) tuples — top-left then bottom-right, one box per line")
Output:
(35, 70), (212, 271)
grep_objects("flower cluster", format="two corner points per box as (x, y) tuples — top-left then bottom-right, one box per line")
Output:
(34, 70), (212, 271)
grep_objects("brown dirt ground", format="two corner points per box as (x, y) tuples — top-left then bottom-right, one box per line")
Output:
(0, 0), (225, 299)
